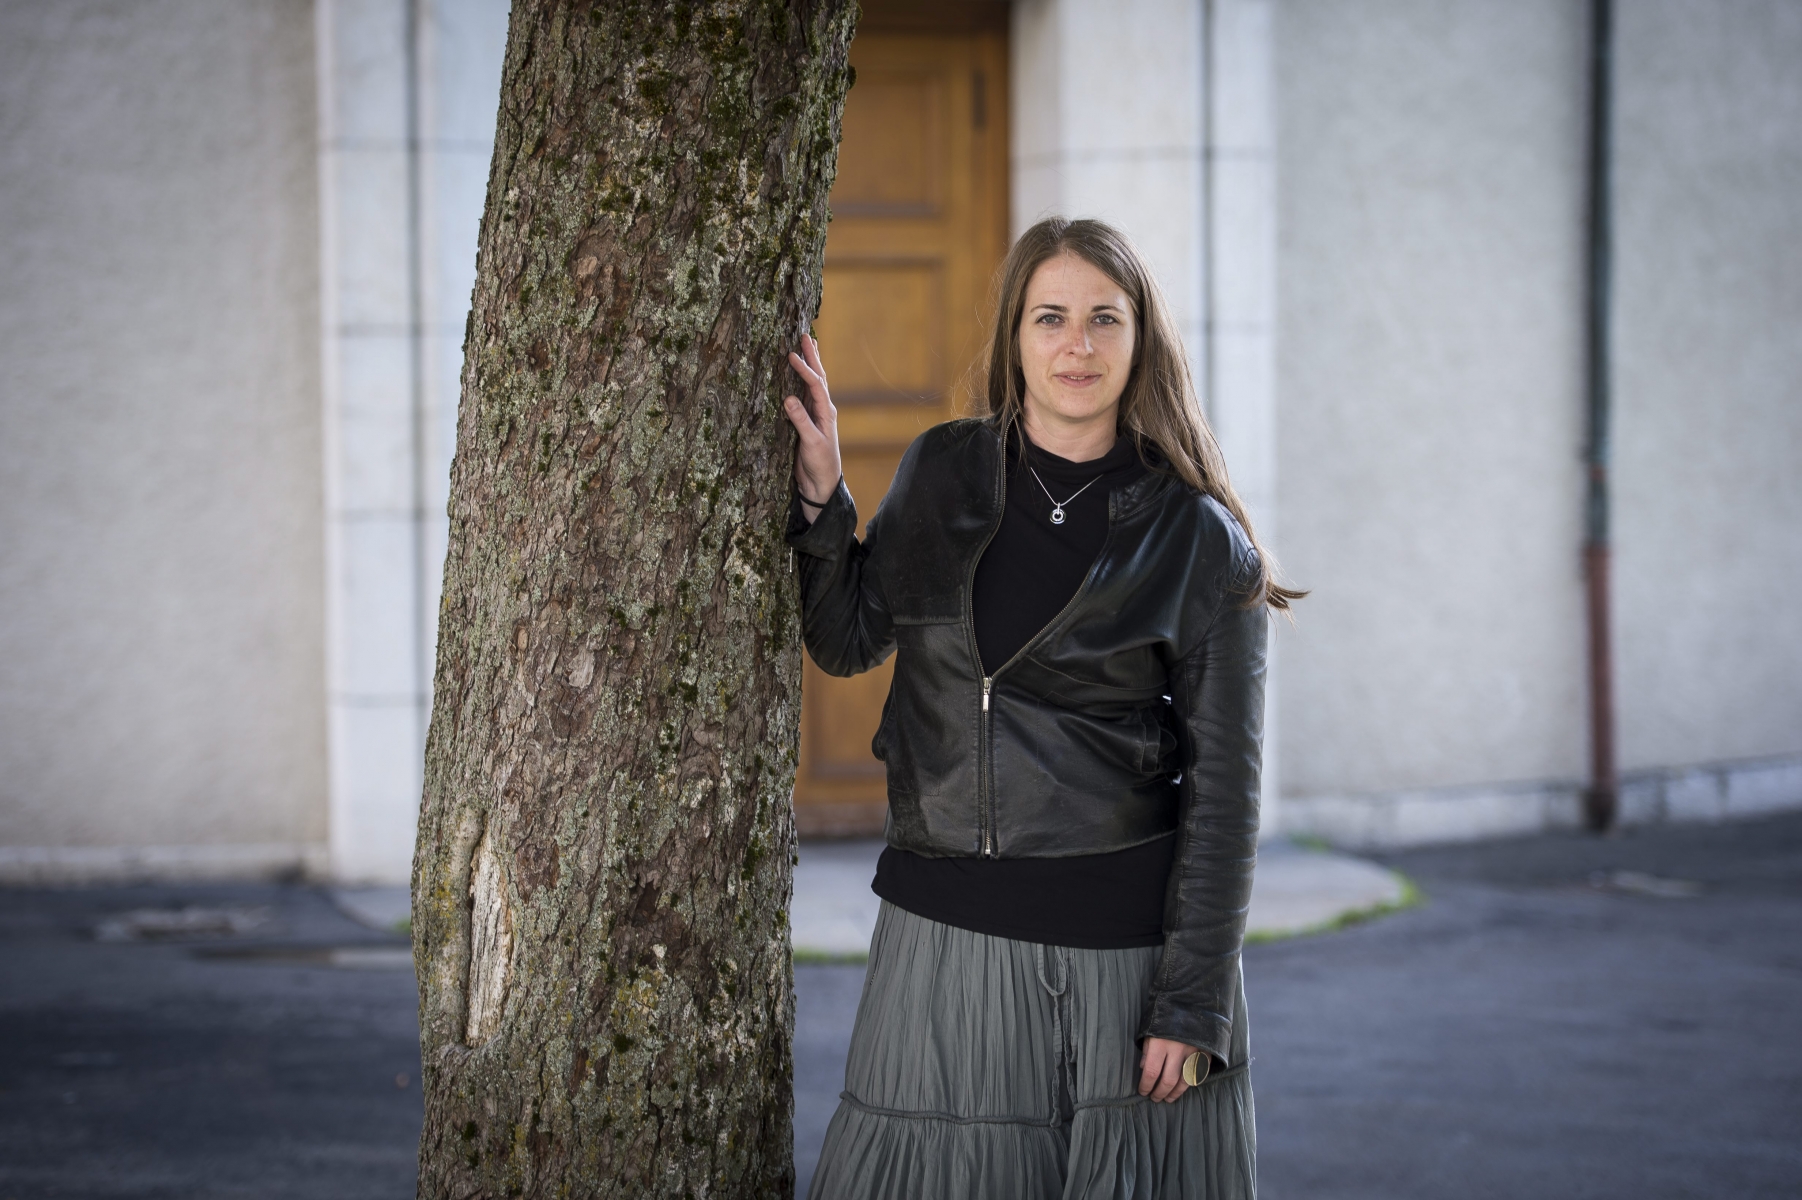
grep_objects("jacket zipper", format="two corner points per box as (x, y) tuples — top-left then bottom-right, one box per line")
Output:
(964, 434), (1007, 857)
(980, 677), (994, 852)
(966, 426), (1126, 857)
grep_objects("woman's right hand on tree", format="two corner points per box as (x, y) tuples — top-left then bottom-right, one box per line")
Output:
(782, 333), (841, 522)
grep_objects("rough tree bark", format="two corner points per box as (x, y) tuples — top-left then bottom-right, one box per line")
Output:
(410, 3), (856, 1196)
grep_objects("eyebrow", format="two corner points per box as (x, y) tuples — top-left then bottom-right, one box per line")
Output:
(1029, 302), (1124, 313)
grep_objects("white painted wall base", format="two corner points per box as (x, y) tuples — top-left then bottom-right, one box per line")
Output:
(1617, 755), (1802, 828)
(1285, 753), (1802, 851)
(0, 844), (330, 887)
(1285, 781), (1584, 851)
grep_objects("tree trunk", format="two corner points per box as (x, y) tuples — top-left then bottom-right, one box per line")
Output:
(411, 4), (856, 1196)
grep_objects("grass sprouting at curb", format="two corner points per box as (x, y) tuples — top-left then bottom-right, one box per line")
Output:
(1243, 873), (1425, 946)
(792, 948), (870, 966)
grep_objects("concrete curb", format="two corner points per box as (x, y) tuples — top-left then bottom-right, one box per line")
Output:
(1246, 838), (1415, 940)
(332, 887), (412, 934)
(792, 838), (1413, 961)
(329, 842), (1415, 958)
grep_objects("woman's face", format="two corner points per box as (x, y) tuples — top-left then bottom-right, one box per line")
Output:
(1017, 252), (1136, 432)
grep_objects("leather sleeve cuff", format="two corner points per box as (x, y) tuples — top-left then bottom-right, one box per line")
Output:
(1138, 999), (1233, 1068)
(786, 477), (855, 559)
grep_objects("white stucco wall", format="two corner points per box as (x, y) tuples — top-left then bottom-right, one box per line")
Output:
(0, 1), (326, 873)
(4, 0), (1792, 875)
(1274, 1), (1591, 826)
(1611, 0), (1802, 773)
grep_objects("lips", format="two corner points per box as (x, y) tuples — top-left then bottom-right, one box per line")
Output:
(1055, 373), (1102, 387)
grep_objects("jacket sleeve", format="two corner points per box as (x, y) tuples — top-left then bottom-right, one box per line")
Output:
(784, 477), (897, 677)
(1138, 546), (1267, 1065)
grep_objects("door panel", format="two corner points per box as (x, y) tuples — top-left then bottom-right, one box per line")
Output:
(833, 72), (945, 217)
(794, 28), (1008, 837)
(812, 262), (944, 406)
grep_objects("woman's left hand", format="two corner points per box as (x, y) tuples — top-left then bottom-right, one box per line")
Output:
(782, 333), (841, 518)
(1138, 1037), (1205, 1103)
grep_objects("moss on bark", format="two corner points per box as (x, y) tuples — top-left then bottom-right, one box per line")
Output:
(411, 3), (856, 1195)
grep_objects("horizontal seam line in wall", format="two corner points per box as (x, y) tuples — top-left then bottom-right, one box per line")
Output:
(332, 325), (420, 337)
(329, 326), (469, 338)
(1010, 147), (1271, 167)
(0, 846), (327, 869)
(1292, 781), (1585, 806)
(320, 139), (494, 153)
(329, 411), (419, 425)
(0, 844), (325, 853)
(1291, 755), (1802, 808)
(1014, 147), (1204, 168)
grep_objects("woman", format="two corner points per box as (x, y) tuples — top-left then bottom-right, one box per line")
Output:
(783, 217), (1298, 1199)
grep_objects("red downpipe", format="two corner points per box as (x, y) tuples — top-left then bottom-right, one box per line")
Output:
(1584, 537), (1617, 830)
(1583, 0), (1618, 831)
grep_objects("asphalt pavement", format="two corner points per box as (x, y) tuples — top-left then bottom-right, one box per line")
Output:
(2, 813), (1798, 1199)
(1244, 812), (1802, 1200)
(0, 884), (420, 1199)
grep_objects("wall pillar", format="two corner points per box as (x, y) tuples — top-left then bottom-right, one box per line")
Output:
(1012, 0), (1283, 832)
(1204, 0), (1282, 832)
(315, 0), (506, 883)
(1012, 0), (1208, 384)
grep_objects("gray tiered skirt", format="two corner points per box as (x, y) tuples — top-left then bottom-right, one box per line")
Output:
(808, 901), (1256, 1199)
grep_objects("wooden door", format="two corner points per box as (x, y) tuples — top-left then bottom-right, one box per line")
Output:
(794, 20), (1009, 837)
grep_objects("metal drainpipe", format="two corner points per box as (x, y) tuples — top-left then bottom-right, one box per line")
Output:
(1582, 0), (1618, 831)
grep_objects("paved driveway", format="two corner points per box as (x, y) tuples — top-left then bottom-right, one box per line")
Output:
(1243, 814), (1802, 1199)
(0, 884), (420, 1199)
(796, 814), (1802, 1198)
(2, 813), (1797, 1198)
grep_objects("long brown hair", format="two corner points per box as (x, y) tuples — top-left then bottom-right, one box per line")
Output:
(981, 217), (1303, 611)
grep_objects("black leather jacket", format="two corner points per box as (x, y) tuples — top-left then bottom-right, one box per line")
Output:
(787, 417), (1266, 1062)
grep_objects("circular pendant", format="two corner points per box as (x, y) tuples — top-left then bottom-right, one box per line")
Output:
(1050, 506), (1066, 525)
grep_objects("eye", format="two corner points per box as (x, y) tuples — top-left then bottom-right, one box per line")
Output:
(1093, 313), (1118, 325)
(1035, 312), (1062, 326)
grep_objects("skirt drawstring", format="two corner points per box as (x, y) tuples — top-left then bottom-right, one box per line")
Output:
(1035, 942), (1076, 1124)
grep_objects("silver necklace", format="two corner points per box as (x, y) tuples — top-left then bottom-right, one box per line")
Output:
(1028, 466), (1103, 525)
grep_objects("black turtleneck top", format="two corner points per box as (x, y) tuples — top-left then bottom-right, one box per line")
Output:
(870, 430), (1177, 949)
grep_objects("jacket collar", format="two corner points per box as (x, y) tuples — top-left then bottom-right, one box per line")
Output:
(975, 415), (1181, 519)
